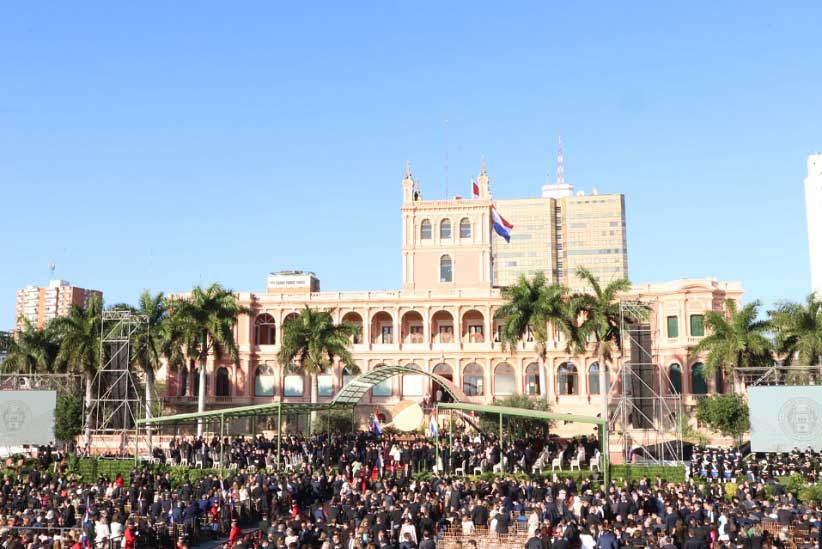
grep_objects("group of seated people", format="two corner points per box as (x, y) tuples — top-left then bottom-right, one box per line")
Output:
(690, 445), (821, 483)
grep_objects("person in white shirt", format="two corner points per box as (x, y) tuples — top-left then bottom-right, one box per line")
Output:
(95, 517), (111, 546)
(527, 510), (540, 538)
(400, 517), (418, 544)
(461, 514), (475, 535)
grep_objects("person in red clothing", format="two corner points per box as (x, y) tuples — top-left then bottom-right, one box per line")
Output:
(228, 519), (242, 547)
(123, 521), (137, 549)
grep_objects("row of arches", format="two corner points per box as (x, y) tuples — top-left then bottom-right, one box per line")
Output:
(174, 360), (720, 401)
(251, 308), (502, 346)
(420, 218), (472, 241)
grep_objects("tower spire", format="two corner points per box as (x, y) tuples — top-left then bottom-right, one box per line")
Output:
(556, 135), (565, 185)
(405, 160), (412, 179)
(480, 154), (487, 176)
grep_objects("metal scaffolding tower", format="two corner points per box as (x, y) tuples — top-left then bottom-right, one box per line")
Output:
(84, 310), (148, 456)
(610, 299), (683, 464)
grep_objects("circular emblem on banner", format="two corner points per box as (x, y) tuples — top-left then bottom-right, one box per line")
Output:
(778, 398), (822, 442)
(0, 401), (32, 433)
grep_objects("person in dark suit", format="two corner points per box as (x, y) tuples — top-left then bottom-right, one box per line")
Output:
(471, 502), (489, 527)
(683, 528), (708, 549)
(525, 530), (543, 549)
(595, 525), (619, 549)
(419, 530), (435, 549)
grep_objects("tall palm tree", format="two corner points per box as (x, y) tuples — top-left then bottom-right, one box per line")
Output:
(277, 306), (361, 414)
(573, 267), (634, 425)
(494, 272), (581, 402)
(170, 284), (248, 436)
(53, 294), (103, 444)
(692, 299), (772, 389)
(2, 318), (60, 374)
(131, 291), (170, 448)
(769, 293), (822, 367)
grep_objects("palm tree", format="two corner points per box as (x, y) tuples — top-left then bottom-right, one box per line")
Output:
(2, 318), (60, 374)
(692, 299), (772, 390)
(573, 267), (634, 425)
(170, 284), (248, 436)
(277, 306), (361, 414)
(770, 293), (822, 367)
(131, 291), (170, 448)
(53, 294), (103, 445)
(494, 272), (581, 402)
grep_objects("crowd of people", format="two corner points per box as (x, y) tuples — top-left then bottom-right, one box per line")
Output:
(690, 445), (821, 483)
(1, 433), (821, 549)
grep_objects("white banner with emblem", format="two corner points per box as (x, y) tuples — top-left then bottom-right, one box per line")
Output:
(0, 390), (56, 446)
(749, 386), (822, 452)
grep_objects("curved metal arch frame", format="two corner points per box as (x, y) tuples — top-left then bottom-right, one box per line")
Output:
(332, 364), (463, 405)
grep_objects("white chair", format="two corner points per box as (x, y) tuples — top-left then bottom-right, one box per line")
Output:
(551, 458), (562, 471)
(570, 458), (581, 471)
(473, 466), (483, 475)
(590, 451), (601, 471)
(454, 467), (465, 476)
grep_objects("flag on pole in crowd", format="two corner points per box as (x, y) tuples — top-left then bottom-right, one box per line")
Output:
(168, 505), (175, 526)
(472, 178), (480, 198)
(80, 497), (91, 547)
(373, 414), (382, 436)
(491, 206), (514, 243)
(429, 409), (439, 438)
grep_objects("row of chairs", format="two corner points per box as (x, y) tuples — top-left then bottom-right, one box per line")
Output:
(533, 450), (602, 473)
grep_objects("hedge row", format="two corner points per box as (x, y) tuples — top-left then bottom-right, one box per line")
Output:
(66, 459), (685, 488)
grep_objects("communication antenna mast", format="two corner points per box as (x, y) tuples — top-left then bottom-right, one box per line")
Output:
(556, 135), (565, 185)
(444, 119), (449, 199)
(48, 261), (56, 278)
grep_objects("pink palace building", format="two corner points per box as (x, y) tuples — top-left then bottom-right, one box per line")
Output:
(163, 163), (743, 433)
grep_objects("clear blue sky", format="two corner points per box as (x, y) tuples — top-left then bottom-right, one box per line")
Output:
(1, 2), (820, 329)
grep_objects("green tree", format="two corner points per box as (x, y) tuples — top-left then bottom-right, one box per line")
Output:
(54, 393), (84, 442)
(2, 319), (60, 373)
(573, 267), (634, 424)
(494, 273), (580, 402)
(770, 293), (822, 367)
(691, 299), (772, 389)
(312, 409), (355, 435)
(131, 291), (170, 447)
(478, 394), (552, 439)
(169, 284), (248, 436)
(53, 294), (103, 444)
(278, 306), (360, 421)
(695, 394), (750, 442)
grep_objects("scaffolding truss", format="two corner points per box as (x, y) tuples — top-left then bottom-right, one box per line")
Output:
(738, 365), (822, 387)
(610, 300), (683, 465)
(84, 310), (148, 456)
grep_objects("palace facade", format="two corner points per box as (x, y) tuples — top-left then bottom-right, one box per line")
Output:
(163, 164), (743, 428)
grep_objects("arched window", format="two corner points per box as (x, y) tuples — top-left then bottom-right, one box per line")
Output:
(459, 218), (471, 239)
(588, 362), (604, 395)
(440, 219), (452, 239)
(525, 362), (540, 396)
(494, 363), (515, 396)
(254, 313), (276, 345)
(342, 366), (356, 389)
(283, 368), (304, 397)
(669, 363), (682, 394)
(178, 367), (188, 396)
(420, 220), (432, 240)
(402, 363), (424, 397)
(440, 255), (453, 283)
(372, 364), (392, 397)
(216, 367), (230, 397)
(691, 362), (708, 394)
(317, 368), (334, 397)
(557, 362), (578, 395)
(254, 364), (275, 397)
(463, 363), (484, 396)
(193, 368), (208, 397)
